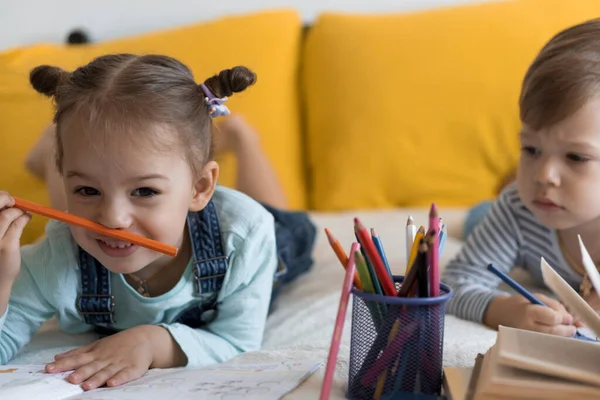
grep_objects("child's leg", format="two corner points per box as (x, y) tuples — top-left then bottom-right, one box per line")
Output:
(262, 203), (317, 305)
(25, 124), (68, 211)
(462, 201), (493, 240)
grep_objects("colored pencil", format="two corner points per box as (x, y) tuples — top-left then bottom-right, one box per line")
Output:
(405, 216), (416, 265)
(320, 242), (358, 400)
(325, 228), (363, 290)
(371, 228), (393, 280)
(374, 319), (400, 399)
(428, 204), (440, 297)
(356, 230), (385, 296)
(406, 226), (425, 274)
(13, 197), (177, 257)
(354, 218), (397, 296)
(439, 224), (447, 254)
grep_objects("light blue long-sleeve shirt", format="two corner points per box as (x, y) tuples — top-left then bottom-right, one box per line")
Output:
(0, 186), (279, 366)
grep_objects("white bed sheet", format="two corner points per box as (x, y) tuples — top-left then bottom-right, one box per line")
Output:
(8, 207), (499, 399)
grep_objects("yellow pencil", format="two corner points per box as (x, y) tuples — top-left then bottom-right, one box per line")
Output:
(406, 226), (425, 273)
(374, 319), (401, 399)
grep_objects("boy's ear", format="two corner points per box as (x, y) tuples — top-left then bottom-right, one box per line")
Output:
(189, 161), (219, 212)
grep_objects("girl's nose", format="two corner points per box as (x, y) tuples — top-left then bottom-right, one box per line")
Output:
(97, 200), (133, 229)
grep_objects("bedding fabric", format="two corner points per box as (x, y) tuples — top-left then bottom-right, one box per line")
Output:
(9, 207), (499, 399)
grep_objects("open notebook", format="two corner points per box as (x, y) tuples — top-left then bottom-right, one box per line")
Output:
(469, 325), (600, 400)
(466, 247), (600, 400)
(0, 359), (321, 400)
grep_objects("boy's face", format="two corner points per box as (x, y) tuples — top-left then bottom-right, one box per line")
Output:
(58, 118), (216, 275)
(517, 97), (600, 231)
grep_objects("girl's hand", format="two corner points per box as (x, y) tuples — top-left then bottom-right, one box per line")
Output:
(46, 325), (183, 390)
(0, 191), (31, 283)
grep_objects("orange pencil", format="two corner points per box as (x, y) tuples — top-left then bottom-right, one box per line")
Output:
(13, 197), (178, 257)
(325, 228), (363, 290)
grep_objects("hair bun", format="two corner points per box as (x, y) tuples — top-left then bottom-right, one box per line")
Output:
(203, 66), (256, 98)
(29, 65), (70, 97)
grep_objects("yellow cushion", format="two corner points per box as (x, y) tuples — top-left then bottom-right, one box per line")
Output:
(0, 9), (305, 244)
(303, 0), (600, 210)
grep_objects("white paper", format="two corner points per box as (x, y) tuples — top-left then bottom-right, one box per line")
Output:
(540, 257), (600, 339)
(0, 365), (83, 400)
(0, 360), (322, 400)
(578, 235), (600, 296)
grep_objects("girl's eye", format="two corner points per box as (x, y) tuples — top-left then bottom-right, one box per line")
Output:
(132, 187), (159, 197)
(74, 187), (100, 196)
(567, 153), (590, 163)
(521, 146), (540, 156)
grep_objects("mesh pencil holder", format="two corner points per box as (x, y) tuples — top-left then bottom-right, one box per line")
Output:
(347, 276), (454, 400)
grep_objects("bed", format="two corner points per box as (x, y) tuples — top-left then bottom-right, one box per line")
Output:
(9, 207), (499, 398)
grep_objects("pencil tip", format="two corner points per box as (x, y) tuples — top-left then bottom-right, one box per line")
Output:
(430, 203), (438, 215)
(370, 227), (377, 237)
(407, 215), (414, 225)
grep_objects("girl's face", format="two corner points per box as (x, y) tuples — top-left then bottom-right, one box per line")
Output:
(59, 118), (216, 274)
(517, 98), (600, 232)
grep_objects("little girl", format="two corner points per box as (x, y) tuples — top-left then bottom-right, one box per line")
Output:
(0, 54), (315, 389)
(443, 18), (600, 337)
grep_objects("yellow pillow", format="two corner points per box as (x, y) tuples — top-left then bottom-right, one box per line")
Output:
(303, 0), (600, 210)
(0, 9), (305, 244)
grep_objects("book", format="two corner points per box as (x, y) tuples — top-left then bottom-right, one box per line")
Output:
(443, 366), (473, 400)
(470, 326), (600, 400)
(0, 359), (321, 400)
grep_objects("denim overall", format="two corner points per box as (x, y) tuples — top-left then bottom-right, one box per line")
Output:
(76, 200), (316, 331)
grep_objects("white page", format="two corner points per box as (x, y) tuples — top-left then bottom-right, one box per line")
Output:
(578, 236), (600, 296)
(540, 257), (600, 339)
(0, 365), (84, 400)
(69, 359), (322, 400)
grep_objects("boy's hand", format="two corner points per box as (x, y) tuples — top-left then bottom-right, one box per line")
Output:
(46, 325), (186, 390)
(484, 293), (577, 337)
(0, 191), (31, 284)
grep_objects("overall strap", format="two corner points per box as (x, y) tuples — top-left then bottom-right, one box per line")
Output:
(76, 248), (115, 327)
(175, 199), (228, 327)
(187, 199), (229, 298)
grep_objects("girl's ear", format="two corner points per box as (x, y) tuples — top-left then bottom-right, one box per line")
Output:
(189, 161), (219, 212)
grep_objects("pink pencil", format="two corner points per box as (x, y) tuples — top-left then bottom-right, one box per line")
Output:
(320, 242), (359, 400)
(428, 203), (440, 297)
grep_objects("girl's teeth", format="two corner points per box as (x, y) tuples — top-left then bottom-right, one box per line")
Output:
(101, 240), (132, 248)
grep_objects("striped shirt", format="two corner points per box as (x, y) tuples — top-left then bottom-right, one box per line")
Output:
(442, 183), (584, 323)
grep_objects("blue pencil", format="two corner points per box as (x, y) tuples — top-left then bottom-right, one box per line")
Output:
(371, 228), (393, 281)
(438, 225), (447, 254)
(486, 263), (544, 305)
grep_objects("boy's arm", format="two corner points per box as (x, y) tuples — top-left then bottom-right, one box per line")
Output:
(159, 217), (278, 367)
(442, 189), (522, 323)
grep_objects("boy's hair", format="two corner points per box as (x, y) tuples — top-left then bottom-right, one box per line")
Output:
(520, 18), (600, 131)
(29, 54), (256, 177)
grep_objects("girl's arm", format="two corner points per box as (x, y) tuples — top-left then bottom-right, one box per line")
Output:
(159, 212), (278, 367)
(0, 248), (56, 364)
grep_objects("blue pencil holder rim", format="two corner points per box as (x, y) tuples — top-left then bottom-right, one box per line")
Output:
(351, 275), (454, 306)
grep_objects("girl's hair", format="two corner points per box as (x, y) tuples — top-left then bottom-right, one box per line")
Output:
(29, 54), (256, 177)
(520, 18), (600, 131)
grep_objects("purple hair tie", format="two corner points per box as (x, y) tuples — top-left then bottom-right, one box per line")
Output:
(199, 84), (230, 118)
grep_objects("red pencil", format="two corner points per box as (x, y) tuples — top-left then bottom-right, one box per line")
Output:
(354, 218), (396, 296)
(320, 242), (358, 400)
(428, 204), (440, 297)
